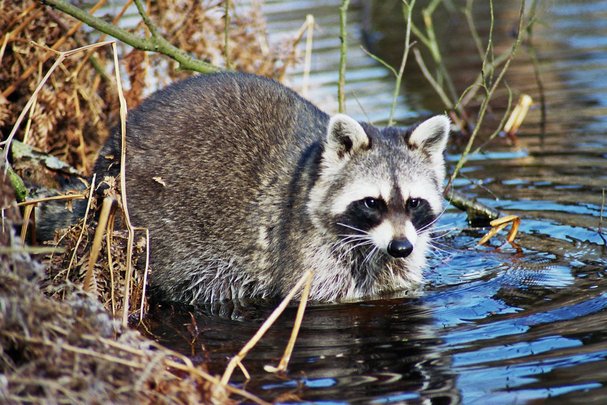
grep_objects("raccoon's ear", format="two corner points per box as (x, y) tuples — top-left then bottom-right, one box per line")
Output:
(324, 114), (370, 162)
(407, 115), (450, 159)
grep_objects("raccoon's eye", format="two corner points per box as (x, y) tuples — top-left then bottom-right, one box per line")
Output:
(363, 197), (380, 210)
(407, 198), (421, 210)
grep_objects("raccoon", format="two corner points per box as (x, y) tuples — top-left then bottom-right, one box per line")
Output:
(95, 72), (450, 303)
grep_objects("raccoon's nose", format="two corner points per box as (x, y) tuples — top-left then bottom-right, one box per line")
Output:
(387, 239), (413, 258)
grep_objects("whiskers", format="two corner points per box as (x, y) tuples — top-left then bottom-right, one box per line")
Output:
(417, 207), (461, 262)
(334, 222), (380, 266)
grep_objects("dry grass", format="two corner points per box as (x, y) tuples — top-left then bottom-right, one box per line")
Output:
(1, 1), (307, 402)
(0, 0), (114, 174)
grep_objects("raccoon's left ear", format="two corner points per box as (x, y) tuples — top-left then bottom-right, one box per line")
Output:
(407, 115), (451, 160)
(324, 114), (370, 162)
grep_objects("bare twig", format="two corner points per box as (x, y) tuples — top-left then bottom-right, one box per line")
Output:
(388, 0), (416, 126)
(338, 0), (350, 113)
(449, 0), (527, 185)
(67, 174), (97, 279)
(413, 48), (454, 110)
(223, 0), (231, 69)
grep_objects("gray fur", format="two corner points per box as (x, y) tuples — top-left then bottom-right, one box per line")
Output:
(95, 72), (449, 303)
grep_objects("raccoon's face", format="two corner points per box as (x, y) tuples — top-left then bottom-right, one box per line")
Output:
(308, 114), (450, 297)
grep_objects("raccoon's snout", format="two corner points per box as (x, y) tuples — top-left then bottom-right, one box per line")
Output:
(387, 239), (413, 258)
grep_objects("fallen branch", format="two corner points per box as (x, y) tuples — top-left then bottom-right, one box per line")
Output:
(445, 189), (500, 225)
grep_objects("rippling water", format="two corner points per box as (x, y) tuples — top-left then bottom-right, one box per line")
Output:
(143, 0), (607, 402)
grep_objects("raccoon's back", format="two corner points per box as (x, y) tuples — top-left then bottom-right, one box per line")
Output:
(94, 73), (329, 282)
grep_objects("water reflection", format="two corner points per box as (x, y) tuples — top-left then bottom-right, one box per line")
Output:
(142, 0), (607, 402)
(144, 298), (461, 403)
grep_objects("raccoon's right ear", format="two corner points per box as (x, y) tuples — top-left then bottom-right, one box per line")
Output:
(324, 114), (370, 162)
(407, 115), (451, 158)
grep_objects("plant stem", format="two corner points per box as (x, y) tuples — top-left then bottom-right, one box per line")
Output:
(338, 0), (350, 113)
(388, 0), (416, 126)
(449, 0), (527, 185)
(224, 0), (231, 69)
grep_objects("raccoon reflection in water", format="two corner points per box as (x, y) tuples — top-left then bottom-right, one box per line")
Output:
(95, 72), (450, 303)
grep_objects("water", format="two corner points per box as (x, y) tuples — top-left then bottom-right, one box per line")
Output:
(143, 0), (607, 402)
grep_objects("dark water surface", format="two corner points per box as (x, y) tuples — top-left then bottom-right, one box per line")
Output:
(143, 0), (607, 402)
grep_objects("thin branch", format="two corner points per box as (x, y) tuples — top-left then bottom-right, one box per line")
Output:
(132, 0), (160, 41)
(449, 0), (527, 185)
(388, 0), (416, 126)
(413, 47), (454, 110)
(463, 0), (484, 60)
(470, 84), (514, 155)
(223, 0), (231, 69)
(41, 0), (220, 74)
(338, 0), (350, 113)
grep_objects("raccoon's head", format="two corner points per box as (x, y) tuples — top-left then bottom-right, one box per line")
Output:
(308, 113), (450, 298)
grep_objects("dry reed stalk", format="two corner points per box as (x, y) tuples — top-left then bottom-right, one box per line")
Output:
(21, 89), (39, 145)
(265, 270), (314, 373)
(0, 31), (10, 64)
(221, 270), (315, 385)
(19, 204), (34, 242)
(106, 208), (117, 316)
(16, 194), (87, 207)
(66, 174), (96, 279)
(83, 196), (113, 294)
(138, 228), (150, 321)
(108, 40), (137, 328)
(71, 0), (132, 81)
